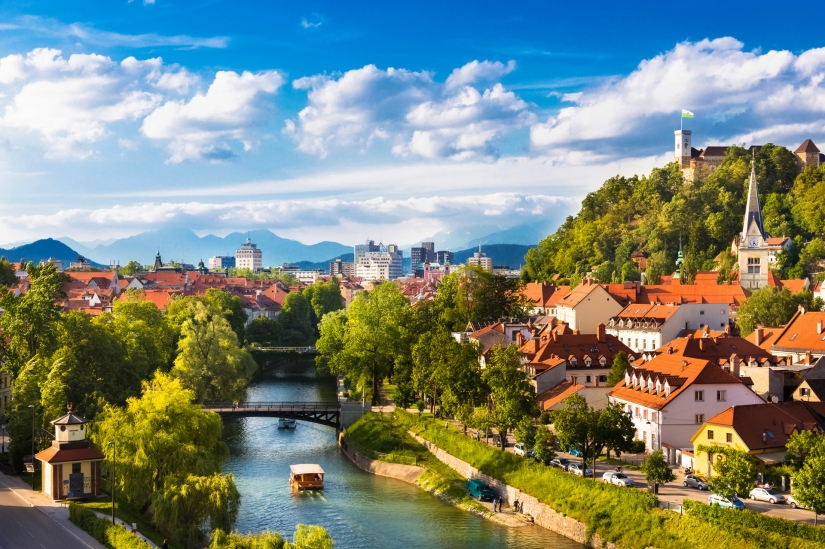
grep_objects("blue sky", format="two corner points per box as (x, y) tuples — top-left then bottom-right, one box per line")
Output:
(1, 0), (824, 247)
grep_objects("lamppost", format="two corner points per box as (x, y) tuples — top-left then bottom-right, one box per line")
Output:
(108, 440), (116, 525)
(27, 404), (35, 489)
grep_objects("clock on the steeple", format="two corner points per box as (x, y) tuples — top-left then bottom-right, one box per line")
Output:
(748, 237), (760, 248)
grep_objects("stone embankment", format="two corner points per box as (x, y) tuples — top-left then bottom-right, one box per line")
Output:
(338, 434), (424, 483)
(410, 432), (619, 549)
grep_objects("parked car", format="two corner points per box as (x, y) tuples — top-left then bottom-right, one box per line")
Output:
(749, 488), (786, 504)
(787, 495), (807, 509)
(602, 472), (635, 487)
(683, 474), (709, 490)
(568, 462), (593, 477)
(465, 479), (495, 501)
(550, 458), (572, 471)
(514, 443), (527, 456)
(567, 447), (582, 457)
(708, 494), (746, 510)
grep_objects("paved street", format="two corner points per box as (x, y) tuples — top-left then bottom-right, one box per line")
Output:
(0, 473), (105, 549)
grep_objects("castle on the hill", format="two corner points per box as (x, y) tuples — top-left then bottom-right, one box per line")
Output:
(674, 130), (824, 182)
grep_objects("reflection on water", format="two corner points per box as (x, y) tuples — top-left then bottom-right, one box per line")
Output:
(223, 359), (582, 549)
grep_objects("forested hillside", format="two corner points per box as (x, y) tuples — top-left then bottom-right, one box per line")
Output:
(523, 144), (825, 284)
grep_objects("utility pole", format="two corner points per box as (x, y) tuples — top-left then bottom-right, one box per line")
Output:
(27, 404), (35, 489)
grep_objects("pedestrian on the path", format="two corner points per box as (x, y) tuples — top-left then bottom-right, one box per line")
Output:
(514, 499), (520, 513)
(493, 497), (498, 512)
(162, 540), (168, 549)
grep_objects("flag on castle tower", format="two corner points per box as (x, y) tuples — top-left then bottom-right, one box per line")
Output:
(681, 109), (695, 118)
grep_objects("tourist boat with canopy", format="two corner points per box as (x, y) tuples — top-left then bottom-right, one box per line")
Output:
(290, 464), (325, 490)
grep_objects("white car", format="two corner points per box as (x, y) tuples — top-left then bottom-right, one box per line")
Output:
(749, 488), (786, 504)
(514, 443), (526, 456)
(602, 471), (635, 487)
(787, 495), (807, 509)
(568, 462), (593, 477)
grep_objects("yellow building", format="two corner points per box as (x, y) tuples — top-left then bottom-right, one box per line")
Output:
(35, 409), (104, 501)
(691, 401), (825, 478)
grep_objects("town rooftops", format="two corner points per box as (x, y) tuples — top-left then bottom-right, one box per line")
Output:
(795, 139), (820, 153)
(649, 335), (776, 366)
(522, 282), (558, 308)
(610, 303), (682, 326)
(768, 309), (825, 353)
(608, 354), (752, 410)
(699, 401), (825, 451)
(520, 324), (634, 368)
(35, 446), (105, 464)
(538, 380), (584, 410)
(699, 146), (729, 157)
(558, 280), (607, 309)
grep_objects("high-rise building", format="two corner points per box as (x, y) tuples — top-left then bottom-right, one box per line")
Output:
(354, 239), (380, 264)
(236, 238), (263, 271)
(410, 247), (427, 271)
(329, 258), (355, 277)
(435, 250), (454, 265)
(421, 242), (435, 260)
(208, 256), (236, 270)
(467, 246), (493, 272)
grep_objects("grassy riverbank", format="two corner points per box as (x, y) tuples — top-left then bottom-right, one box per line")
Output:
(343, 411), (493, 519)
(349, 410), (823, 549)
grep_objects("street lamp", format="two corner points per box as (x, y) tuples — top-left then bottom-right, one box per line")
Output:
(108, 440), (116, 525)
(27, 404), (35, 489)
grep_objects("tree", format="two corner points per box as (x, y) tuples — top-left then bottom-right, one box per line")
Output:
(204, 289), (248, 345)
(514, 416), (537, 449)
(737, 286), (801, 336)
(303, 280), (344, 329)
(792, 453), (825, 524)
(620, 261), (641, 283)
(209, 525), (333, 549)
(434, 266), (528, 331)
(606, 351), (630, 387)
(786, 430), (825, 463)
(246, 316), (283, 346)
(0, 257), (17, 286)
(482, 345), (538, 450)
(93, 372), (230, 516)
(532, 425), (557, 464)
(117, 260), (144, 276)
(5, 357), (49, 469)
(554, 394), (635, 478)
(697, 445), (756, 499)
(278, 292), (314, 345)
(0, 262), (69, 378)
(640, 449), (675, 487)
(151, 473), (241, 547)
(316, 283), (412, 404)
(171, 301), (257, 402)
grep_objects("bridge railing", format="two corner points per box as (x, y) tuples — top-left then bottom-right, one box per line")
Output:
(203, 401), (339, 411)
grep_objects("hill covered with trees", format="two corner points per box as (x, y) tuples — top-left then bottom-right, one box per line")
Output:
(522, 144), (825, 285)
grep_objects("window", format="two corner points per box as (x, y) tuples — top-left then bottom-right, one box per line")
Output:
(635, 339), (638, 348)
(635, 407), (640, 418)
(800, 388), (810, 396)
(695, 414), (704, 424)
(726, 433), (733, 443)
(72, 463), (81, 474)
(747, 257), (761, 274)
(717, 390), (726, 402)
(643, 339), (647, 349)
(643, 409), (648, 420)
(695, 390), (704, 402)
(586, 375), (592, 383)
(598, 375), (607, 383)
(700, 310), (705, 315)
(707, 430), (714, 440)
(651, 434), (656, 448)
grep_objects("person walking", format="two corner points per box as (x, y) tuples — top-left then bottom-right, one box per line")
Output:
(493, 497), (498, 512)
(514, 499), (520, 513)
(162, 540), (169, 549)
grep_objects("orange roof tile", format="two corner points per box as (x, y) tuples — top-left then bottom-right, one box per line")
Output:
(522, 282), (558, 308)
(652, 335), (775, 365)
(702, 401), (825, 451)
(538, 381), (584, 410)
(769, 310), (825, 353)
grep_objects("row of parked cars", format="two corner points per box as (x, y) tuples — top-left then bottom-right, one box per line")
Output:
(684, 474), (804, 510)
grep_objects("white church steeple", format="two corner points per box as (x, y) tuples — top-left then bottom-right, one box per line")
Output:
(737, 153), (770, 290)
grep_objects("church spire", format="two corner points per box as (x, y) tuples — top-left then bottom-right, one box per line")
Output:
(742, 151), (765, 239)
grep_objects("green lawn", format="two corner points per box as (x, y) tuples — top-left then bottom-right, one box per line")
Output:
(79, 498), (181, 549)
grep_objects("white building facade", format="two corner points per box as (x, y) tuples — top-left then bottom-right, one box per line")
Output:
(355, 251), (402, 281)
(236, 238), (263, 271)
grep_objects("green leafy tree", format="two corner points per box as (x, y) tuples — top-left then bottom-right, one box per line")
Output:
(278, 292), (314, 345)
(93, 372), (230, 515)
(482, 345), (538, 450)
(316, 283), (412, 403)
(640, 449), (676, 487)
(737, 286), (802, 336)
(792, 454), (825, 524)
(606, 351), (631, 387)
(514, 416), (537, 449)
(151, 473), (241, 547)
(434, 266), (528, 331)
(532, 425), (557, 463)
(697, 445), (756, 499)
(246, 316), (283, 346)
(209, 525), (333, 549)
(0, 262), (69, 378)
(171, 301), (257, 402)
(5, 357), (49, 469)
(554, 394), (635, 478)
(117, 260), (144, 276)
(0, 257), (18, 286)
(303, 280), (344, 329)
(786, 430), (825, 463)
(204, 289), (248, 345)
(620, 261), (641, 283)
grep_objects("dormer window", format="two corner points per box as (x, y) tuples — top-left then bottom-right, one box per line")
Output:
(656, 381), (662, 394)
(599, 357), (607, 366)
(625, 372), (631, 386)
(584, 357), (592, 367)
(570, 357), (577, 366)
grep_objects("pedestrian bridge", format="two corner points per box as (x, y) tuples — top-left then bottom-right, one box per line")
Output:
(250, 346), (317, 353)
(203, 401), (364, 430)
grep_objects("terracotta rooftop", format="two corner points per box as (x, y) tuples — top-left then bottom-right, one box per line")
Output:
(35, 446), (105, 464)
(522, 282), (558, 308)
(538, 381), (584, 411)
(796, 139), (820, 153)
(613, 303), (682, 323)
(608, 354), (753, 410)
(702, 401), (825, 451)
(652, 335), (776, 365)
(769, 310), (825, 353)
(558, 280), (607, 309)
(520, 328), (634, 369)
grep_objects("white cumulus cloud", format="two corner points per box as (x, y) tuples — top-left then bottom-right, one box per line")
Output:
(530, 37), (825, 153)
(141, 70), (285, 163)
(285, 60), (532, 160)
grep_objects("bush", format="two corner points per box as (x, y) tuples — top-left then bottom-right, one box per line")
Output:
(628, 440), (646, 454)
(69, 503), (153, 549)
(415, 400), (425, 413)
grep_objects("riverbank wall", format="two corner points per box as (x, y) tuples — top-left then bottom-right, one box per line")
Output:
(338, 434), (425, 483)
(410, 432), (618, 549)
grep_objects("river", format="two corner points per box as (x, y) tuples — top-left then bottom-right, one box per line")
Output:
(222, 358), (582, 549)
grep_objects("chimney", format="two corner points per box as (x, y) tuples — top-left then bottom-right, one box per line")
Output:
(573, 329), (580, 335)
(703, 324), (710, 337)
(682, 360), (688, 371)
(516, 332), (525, 347)
(596, 323), (606, 343)
(818, 320), (823, 335)
(806, 350), (812, 365)
(755, 327), (764, 346)
(724, 324), (731, 336)
(731, 355), (740, 378)
(699, 339), (705, 351)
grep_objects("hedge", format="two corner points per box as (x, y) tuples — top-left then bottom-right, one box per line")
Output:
(69, 503), (153, 549)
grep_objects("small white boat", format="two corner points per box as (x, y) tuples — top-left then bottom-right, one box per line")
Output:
(278, 418), (297, 429)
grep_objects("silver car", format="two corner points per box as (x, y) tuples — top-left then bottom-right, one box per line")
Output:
(568, 462), (593, 476)
(749, 488), (786, 504)
(602, 472), (635, 487)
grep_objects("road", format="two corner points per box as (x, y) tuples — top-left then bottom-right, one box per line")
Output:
(0, 477), (103, 549)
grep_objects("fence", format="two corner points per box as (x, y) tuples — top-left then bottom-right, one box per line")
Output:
(656, 500), (683, 514)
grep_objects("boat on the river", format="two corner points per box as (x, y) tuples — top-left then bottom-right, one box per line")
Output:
(278, 418), (297, 429)
(290, 464), (324, 490)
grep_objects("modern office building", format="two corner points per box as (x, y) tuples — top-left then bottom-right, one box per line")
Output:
(467, 247), (493, 272)
(435, 250), (454, 265)
(354, 240), (381, 264)
(236, 238), (263, 271)
(329, 259), (355, 277)
(208, 256), (236, 270)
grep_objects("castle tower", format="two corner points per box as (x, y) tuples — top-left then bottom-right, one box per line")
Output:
(795, 139), (821, 169)
(674, 130), (692, 168)
(738, 158), (770, 290)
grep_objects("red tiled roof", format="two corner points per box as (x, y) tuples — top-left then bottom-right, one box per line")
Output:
(545, 286), (570, 306)
(520, 330), (634, 368)
(522, 282), (557, 308)
(538, 381), (584, 410)
(703, 401), (825, 451)
(769, 310), (825, 352)
(558, 281), (605, 309)
(35, 446), (105, 464)
(796, 139), (820, 153)
(779, 279), (807, 294)
(652, 335), (775, 365)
